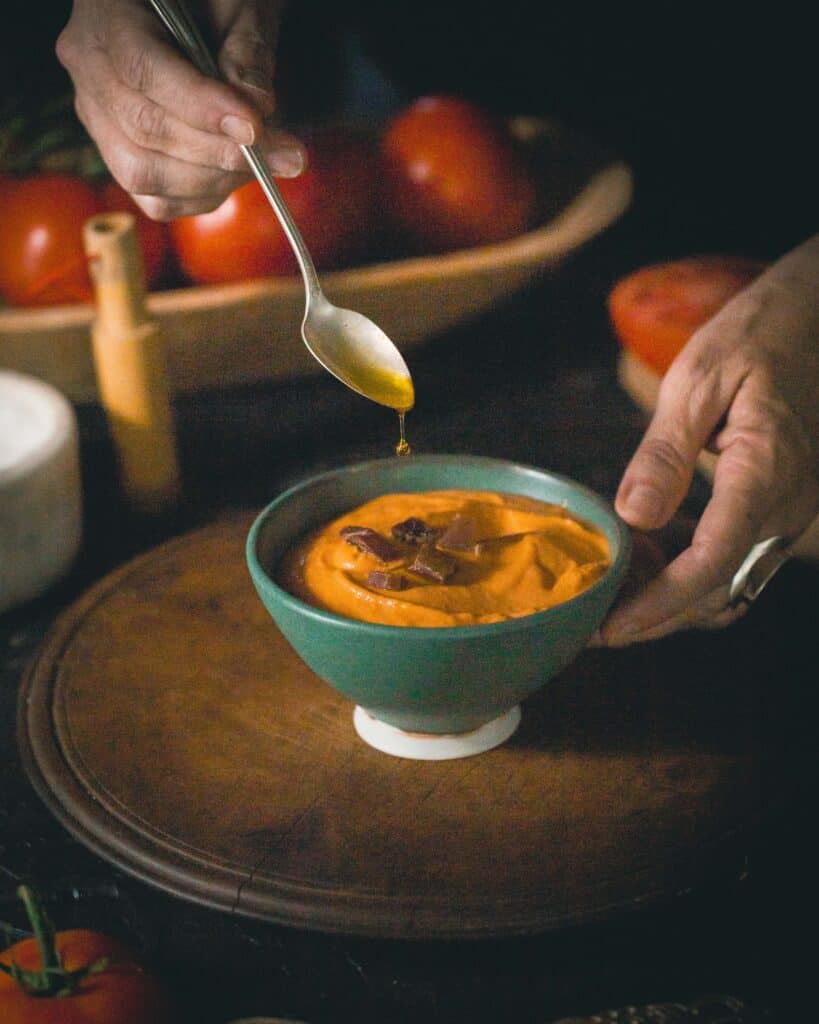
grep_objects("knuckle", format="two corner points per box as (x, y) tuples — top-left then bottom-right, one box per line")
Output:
(706, 599), (750, 630)
(686, 366), (722, 423)
(128, 97), (171, 146)
(680, 336), (724, 380)
(728, 430), (776, 479)
(727, 415), (801, 490)
(115, 43), (156, 93)
(216, 141), (247, 172)
(670, 344), (728, 422)
(54, 28), (78, 71)
(700, 587), (733, 617)
(638, 435), (690, 485)
(114, 151), (164, 196)
(187, 133), (245, 174)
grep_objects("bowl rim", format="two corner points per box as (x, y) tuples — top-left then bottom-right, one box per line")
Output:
(246, 454), (632, 638)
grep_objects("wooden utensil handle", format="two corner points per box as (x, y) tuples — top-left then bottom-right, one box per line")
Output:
(84, 213), (181, 515)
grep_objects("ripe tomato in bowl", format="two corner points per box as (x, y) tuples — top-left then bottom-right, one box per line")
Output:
(0, 173), (102, 306)
(0, 175), (176, 306)
(380, 94), (538, 254)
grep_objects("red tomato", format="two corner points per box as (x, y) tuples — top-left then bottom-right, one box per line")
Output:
(0, 889), (174, 1024)
(607, 255), (768, 374)
(0, 174), (16, 201)
(0, 174), (102, 306)
(302, 125), (383, 268)
(170, 126), (379, 284)
(381, 95), (538, 253)
(99, 182), (173, 288)
(0, 930), (174, 1023)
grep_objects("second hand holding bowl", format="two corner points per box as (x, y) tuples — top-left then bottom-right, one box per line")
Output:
(148, 0), (415, 412)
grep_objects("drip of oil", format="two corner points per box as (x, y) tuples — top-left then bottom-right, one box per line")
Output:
(396, 410), (411, 457)
(346, 361), (413, 456)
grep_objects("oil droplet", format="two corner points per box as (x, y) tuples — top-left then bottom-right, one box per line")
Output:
(396, 410), (411, 457)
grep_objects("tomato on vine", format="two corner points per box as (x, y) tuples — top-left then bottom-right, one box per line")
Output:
(1, 886), (175, 1024)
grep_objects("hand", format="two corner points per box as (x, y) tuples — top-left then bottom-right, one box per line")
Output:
(56, 0), (306, 220)
(598, 234), (819, 645)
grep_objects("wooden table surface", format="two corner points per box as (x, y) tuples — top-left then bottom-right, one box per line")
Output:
(2, 231), (817, 1023)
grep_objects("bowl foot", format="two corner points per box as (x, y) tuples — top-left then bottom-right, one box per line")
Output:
(353, 705), (521, 760)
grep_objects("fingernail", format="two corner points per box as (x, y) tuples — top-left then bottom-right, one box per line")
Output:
(269, 144), (305, 178)
(622, 484), (664, 524)
(220, 115), (255, 146)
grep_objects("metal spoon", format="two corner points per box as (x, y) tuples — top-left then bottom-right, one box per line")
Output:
(147, 0), (414, 411)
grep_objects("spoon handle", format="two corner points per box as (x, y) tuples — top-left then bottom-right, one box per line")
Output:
(146, 0), (322, 299)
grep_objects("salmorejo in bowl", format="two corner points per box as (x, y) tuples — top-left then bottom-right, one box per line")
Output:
(246, 455), (631, 759)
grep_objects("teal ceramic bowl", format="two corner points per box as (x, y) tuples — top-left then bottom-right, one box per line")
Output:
(246, 455), (630, 759)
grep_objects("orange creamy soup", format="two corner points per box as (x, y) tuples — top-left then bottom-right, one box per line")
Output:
(276, 489), (611, 628)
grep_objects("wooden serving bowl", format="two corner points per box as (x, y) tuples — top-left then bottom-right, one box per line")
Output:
(0, 118), (632, 404)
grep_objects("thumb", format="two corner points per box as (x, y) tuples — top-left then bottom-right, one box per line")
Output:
(217, 2), (280, 114)
(615, 358), (726, 530)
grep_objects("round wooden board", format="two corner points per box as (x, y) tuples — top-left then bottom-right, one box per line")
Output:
(18, 515), (775, 939)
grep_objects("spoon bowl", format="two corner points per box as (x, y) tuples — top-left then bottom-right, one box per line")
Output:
(302, 295), (414, 410)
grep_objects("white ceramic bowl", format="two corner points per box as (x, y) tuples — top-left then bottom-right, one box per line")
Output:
(0, 371), (82, 612)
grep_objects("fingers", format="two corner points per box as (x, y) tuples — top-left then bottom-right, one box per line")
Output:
(75, 79), (300, 218)
(601, 503), (758, 646)
(606, 576), (750, 644)
(73, 43), (245, 172)
(56, 0), (304, 217)
(587, 516), (752, 649)
(614, 336), (744, 532)
(604, 392), (805, 644)
(73, 85), (240, 218)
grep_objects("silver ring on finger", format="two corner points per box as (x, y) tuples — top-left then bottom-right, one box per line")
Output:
(728, 535), (790, 609)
